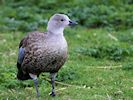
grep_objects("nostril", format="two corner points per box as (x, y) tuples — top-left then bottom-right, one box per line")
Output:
(69, 21), (72, 23)
(69, 20), (78, 26)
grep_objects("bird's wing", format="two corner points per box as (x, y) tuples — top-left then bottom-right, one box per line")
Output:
(18, 47), (25, 64)
(17, 32), (46, 65)
(17, 36), (32, 80)
(17, 37), (28, 65)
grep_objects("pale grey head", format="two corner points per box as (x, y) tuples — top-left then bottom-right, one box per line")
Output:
(47, 14), (77, 34)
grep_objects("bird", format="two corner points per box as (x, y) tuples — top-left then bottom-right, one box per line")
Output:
(16, 13), (77, 97)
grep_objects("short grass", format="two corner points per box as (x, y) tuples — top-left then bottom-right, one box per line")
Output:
(0, 27), (133, 100)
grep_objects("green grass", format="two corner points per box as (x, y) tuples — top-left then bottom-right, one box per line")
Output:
(0, 27), (133, 100)
(0, 0), (133, 99)
(0, 0), (133, 32)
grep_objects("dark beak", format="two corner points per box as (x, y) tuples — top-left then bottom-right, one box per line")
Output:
(69, 20), (78, 26)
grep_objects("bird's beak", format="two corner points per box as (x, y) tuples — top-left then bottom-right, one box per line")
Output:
(69, 20), (78, 26)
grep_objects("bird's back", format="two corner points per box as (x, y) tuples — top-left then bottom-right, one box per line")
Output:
(20, 31), (68, 75)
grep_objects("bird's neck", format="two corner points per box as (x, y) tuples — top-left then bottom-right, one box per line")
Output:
(47, 27), (64, 36)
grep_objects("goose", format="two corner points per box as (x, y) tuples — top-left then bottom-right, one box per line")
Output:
(17, 14), (77, 97)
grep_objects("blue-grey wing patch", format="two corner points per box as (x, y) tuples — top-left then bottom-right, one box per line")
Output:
(18, 47), (25, 64)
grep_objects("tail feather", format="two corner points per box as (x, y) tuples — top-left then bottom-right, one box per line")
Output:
(17, 62), (31, 80)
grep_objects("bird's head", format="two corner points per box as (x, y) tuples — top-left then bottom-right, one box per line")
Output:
(47, 14), (77, 34)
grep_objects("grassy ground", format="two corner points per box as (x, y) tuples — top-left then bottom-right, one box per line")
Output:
(0, 27), (133, 100)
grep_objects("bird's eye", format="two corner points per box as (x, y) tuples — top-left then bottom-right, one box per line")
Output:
(61, 19), (64, 21)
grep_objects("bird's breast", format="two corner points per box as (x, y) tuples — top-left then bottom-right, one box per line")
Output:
(23, 35), (68, 73)
(43, 36), (67, 54)
(30, 36), (68, 62)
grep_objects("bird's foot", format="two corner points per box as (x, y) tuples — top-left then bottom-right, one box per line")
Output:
(49, 91), (56, 97)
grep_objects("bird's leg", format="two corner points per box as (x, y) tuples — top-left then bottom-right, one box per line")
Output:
(50, 73), (57, 97)
(33, 78), (40, 97)
(29, 73), (40, 97)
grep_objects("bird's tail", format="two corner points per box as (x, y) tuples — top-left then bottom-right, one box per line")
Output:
(17, 62), (31, 80)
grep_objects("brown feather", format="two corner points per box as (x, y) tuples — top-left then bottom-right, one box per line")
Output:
(19, 31), (67, 75)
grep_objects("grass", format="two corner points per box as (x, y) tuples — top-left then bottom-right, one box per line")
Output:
(0, 27), (133, 100)
(0, 0), (133, 99)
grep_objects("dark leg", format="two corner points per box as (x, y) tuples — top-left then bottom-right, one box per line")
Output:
(50, 73), (57, 97)
(29, 73), (40, 97)
(33, 79), (40, 97)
